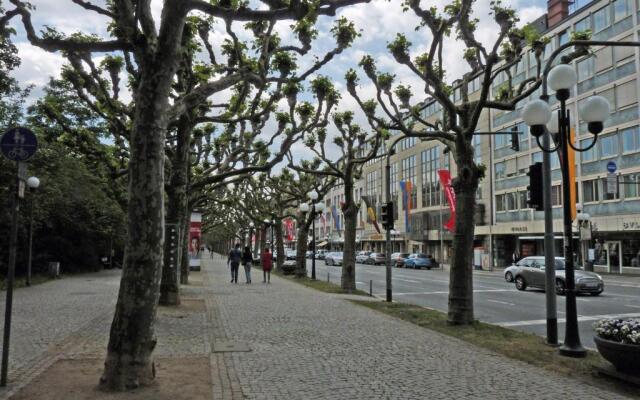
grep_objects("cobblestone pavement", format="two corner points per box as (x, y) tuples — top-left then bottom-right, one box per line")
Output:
(204, 257), (634, 400)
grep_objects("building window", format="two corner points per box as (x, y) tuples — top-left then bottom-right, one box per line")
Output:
(495, 161), (506, 179)
(551, 185), (562, 206)
(401, 155), (417, 206)
(518, 191), (528, 209)
(614, 0), (632, 21)
(390, 163), (398, 195)
(583, 179), (600, 203)
(601, 177), (619, 200)
(558, 30), (570, 46)
(581, 139), (597, 162)
(593, 5), (611, 32)
(621, 126), (640, 153)
(575, 15), (591, 32)
(532, 151), (543, 164)
(622, 173), (640, 198)
(577, 57), (594, 81)
(421, 147), (441, 208)
(506, 192), (517, 210)
(496, 194), (505, 212)
(600, 133), (619, 158)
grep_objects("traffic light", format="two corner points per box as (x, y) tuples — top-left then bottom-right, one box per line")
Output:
(381, 202), (394, 230)
(510, 126), (519, 151)
(527, 162), (543, 211)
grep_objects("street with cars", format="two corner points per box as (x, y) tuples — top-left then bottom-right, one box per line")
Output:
(306, 258), (640, 349)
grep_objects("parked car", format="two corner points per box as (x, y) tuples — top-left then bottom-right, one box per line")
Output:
(315, 250), (327, 260)
(285, 250), (297, 260)
(356, 251), (371, 264)
(404, 253), (434, 269)
(365, 252), (386, 265)
(391, 252), (411, 268)
(504, 259), (528, 282)
(305, 250), (314, 259)
(513, 256), (604, 295)
(325, 252), (344, 266)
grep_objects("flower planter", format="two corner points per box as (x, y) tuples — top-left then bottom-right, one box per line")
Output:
(594, 336), (640, 374)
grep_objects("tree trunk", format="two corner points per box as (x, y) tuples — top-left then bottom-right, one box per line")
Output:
(159, 118), (192, 306)
(447, 159), (479, 325)
(100, 61), (176, 390)
(341, 177), (357, 291)
(179, 206), (190, 284)
(295, 221), (309, 277)
(275, 221), (284, 271)
(253, 227), (260, 258)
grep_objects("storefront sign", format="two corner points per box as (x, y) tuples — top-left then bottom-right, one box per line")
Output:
(622, 221), (640, 230)
(511, 226), (528, 232)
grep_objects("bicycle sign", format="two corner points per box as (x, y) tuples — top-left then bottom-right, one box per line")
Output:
(0, 127), (38, 162)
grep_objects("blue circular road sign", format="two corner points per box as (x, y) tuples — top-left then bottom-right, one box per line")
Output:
(0, 127), (38, 162)
(606, 161), (617, 173)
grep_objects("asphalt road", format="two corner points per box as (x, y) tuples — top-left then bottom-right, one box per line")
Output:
(305, 258), (640, 349)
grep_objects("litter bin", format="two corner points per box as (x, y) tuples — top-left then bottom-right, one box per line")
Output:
(48, 262), (60, 278)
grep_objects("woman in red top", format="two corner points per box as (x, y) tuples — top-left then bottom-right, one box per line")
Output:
(261, 247), (273, 283)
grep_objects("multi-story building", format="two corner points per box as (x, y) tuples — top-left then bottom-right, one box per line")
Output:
(317, 0), (640, 275)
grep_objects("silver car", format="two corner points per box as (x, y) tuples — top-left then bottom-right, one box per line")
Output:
(325, 252), (344, 266)
(513, 256), (604, 296)
(356, 251), (371, 264)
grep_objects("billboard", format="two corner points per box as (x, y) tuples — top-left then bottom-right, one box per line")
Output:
(189, 212), (202, 270)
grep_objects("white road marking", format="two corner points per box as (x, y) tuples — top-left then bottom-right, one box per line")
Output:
(625, 304), (640, 309)
(392, 289), (511, 296)
(487, 299), (516, 306)
(496, 312), (640, 327)
(393, 278), (420, 283)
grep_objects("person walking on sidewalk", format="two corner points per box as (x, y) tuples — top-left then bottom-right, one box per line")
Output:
(261, 247), (273, 283)
(227, 243), (242, 283)
(242, 246), (253, 284)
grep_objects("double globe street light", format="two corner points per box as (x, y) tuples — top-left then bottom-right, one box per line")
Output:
(300, 191), (325, 280)
(26, 176), (40, 287)
(522, 63), (610, 358)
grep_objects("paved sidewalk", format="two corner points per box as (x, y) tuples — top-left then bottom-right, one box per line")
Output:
(205, 257), (633, 400)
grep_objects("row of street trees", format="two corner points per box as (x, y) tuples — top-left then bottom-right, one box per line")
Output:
(2, 0), (598, 392)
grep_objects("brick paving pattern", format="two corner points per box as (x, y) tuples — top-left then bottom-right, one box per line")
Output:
(204, 257), (633, 400)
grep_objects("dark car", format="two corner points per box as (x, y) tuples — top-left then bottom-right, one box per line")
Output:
(513, 256), (604, 296)
(391, 252), (411, 268)
(404, 253), (433, 269)
(325, 252), (344, 266)
(365, 252), (386, 265)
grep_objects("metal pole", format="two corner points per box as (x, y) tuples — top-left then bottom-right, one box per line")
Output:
(385, 158), (392, 302)
(26, 192), (34, 286)
(1, 166), (20, 386)
(541, 111), (558, 346)
(311, 205), (316, 280)
(558, 105), (586, 357)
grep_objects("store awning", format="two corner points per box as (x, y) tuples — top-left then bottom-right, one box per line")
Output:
(316, 241), (328, 247)
(519, 236), (565, 240)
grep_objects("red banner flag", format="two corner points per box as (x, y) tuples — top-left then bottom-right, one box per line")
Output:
(437, 170), (456, 232)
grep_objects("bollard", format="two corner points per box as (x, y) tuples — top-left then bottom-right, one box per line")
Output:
(369, 280), (373, 297)
(327, 272), (330, 283)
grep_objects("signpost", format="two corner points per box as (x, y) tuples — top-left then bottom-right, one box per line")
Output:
(0, 127), (38, 387)
(606, 161), (618, 195)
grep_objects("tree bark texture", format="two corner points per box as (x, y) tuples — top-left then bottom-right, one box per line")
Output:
(253, 227), (260, 258)
(341, 177), (357, 291)
(275, 222), (284, 271)
(159, 118), (192, 305)
(179, 206), (190, 285)
(446, 158), (479, 325)
(100, 5), (187, 389)
(295, 222), (309, 277)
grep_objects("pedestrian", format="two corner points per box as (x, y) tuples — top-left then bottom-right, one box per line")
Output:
(261, 247), (273, 283)
(242, 246), (253, 284)
(227, 243), (242, 284)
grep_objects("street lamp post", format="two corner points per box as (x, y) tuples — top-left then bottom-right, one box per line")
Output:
(309, 191), (319, 280)
(25, 176), (40, 287)
(523, 63), (610, 358)
(248, 221), (255, 250)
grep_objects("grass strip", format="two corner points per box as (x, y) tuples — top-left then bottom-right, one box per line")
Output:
(0, 274), (51, 290)
(351, 300), (639, 398)
(274, 270), (370, 296)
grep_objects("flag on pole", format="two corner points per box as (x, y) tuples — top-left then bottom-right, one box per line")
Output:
(362, 195), (381, 234)
(437, 170), (456, 232)
(331, 205), (341, 231)
(400, 181), (413, 232)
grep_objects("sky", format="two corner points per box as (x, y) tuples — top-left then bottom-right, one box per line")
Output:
(8, 0), (548, 162)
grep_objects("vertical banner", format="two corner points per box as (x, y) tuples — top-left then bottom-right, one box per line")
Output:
(437, 170), (456, 232)
(283, 218), (295, 241)
(400, 181), (413, 232)
(331, 205), (341, 235)
(189, 212), (202, 270)
(362, 195), (381, 234)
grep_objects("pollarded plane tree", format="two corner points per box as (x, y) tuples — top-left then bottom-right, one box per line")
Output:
(346, 0), (588, 324)
(3, 0), (368, 390)
(289, 112), (384, 291)
(271, 167), (336, 276)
